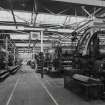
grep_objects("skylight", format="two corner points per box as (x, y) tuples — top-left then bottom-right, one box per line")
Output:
(0, 10), (87, 26)
(10, 34), (29, 40)
(36, 14), (67, 25)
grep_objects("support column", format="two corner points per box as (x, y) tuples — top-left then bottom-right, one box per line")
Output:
(40, 31), (44, 78)
(33, 42), (35, 59)
(40, 31), (44, 52)
(5, 36), (8, 69)
(14, 47), (16, 65)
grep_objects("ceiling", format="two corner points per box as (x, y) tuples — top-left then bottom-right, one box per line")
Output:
(0, 0), (104, 31)
(0, 0), (105, 53)
(0, 0), (104, 17)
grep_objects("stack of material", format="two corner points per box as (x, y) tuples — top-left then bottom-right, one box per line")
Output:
(0, 70), (9, 79)
(8, 65), (20, 74)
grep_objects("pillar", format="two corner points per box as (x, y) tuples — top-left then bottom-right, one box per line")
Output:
(14, 47), (16, 65)
(33, 42), (35, 59)
(41, 31), (44, 52)
(5, 36), (8, 69)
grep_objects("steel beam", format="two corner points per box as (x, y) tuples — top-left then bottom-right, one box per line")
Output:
(81, 6), (91, 17)
(53, 0), (105, 7)
(33, 0), (38, 26)
(13, 40), (51, 43)
(9, 0), (17, 29)
(0, 25), (74, 33)
(17, 46), (50, 49)
(43, 6), (55, 15)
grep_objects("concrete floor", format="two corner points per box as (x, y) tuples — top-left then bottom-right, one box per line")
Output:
(0, 65), (105, 105)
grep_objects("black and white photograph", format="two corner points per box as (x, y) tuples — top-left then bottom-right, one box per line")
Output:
(0, 0), (105, 105)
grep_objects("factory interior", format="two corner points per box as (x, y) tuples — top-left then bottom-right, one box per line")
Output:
(1, 0), (105, 105)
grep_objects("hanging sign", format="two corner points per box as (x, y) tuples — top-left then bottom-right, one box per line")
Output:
(30, 32), (40, 40)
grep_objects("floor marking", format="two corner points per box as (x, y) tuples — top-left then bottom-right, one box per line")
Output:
(34, 74), (59, 105)
(45, 79), (53, 87)
(6, 77), (20, 105)
(44, 77), (62, 88)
